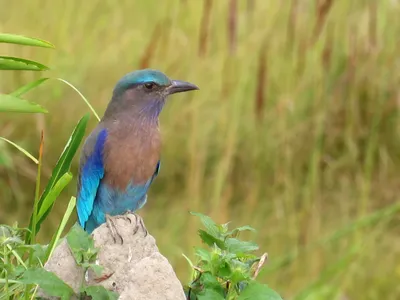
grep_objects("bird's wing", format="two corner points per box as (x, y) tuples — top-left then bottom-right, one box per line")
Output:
(76, 127), (108, 228)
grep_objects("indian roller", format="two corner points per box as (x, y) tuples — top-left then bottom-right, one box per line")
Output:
(76, 69), (198, 240)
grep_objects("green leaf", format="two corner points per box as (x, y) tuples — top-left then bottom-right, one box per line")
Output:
(217, 260), (231, 278)
(225, 238), (259, 254)
(199, 272), (220, 288)
(0, 56), (49, 71)
(0, 33), (54, 48)
(45, 196), (76, 261)
(10, 78), (50, 97)
(37, 172), (73, 222)
(66, 223), (89, 250)
(191, 212), (221, 238)
(85, 263), (103, 276)
(198, 272), (225, 296)
(21, 243), (47, 266)
(195, 247), (211, 263)
(19, 268), (74, 300)
(0, 137), (38, 164)
(0, 94), (47, 113)
(226, 225), (256, 237)
(238, 282), (283, 300)
(230, 260), (251, 283)
(81, 285), (119, 300)
(198, 230), (225, 249)
(66, 223), (98, 265)
(26, 113), (90, 242)
(197, 288), (225, 300)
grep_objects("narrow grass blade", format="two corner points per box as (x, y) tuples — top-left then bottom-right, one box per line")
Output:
(10, 78), (50, 97)
(45, 196), (76, 261)
(56, 78), (100, 121)
(0, 279), (21, 284)
(182, 253), (195, 270)
(36, 172), (73, 222)
(0, 283), (24, 300)
(293, 246), (360, 300)
(0, 137), (38, 164)
(0, 33), (54, 48)
(0, 94), (48, 113)
(6, 244), (27, 269)
(265, 202), (400, 273)
(25, 114), (89, 243)
(0, 56), (49, 71)
(319, 201), (400, 244)
(29, 131), (44, 248)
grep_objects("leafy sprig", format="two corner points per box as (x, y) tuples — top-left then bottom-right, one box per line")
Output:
(184, 212), (283, 300)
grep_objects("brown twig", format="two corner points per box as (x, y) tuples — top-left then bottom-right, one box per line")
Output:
(252, 252), (268, 279)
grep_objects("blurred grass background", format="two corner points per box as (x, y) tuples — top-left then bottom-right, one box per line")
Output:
(0, 0), (400, 299)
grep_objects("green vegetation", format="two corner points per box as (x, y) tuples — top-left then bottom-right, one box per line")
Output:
(1, 1), (399, 299)
(0, 33), (281, 299)
(0, 34), (116, 299)
(184, 212), (282, 299)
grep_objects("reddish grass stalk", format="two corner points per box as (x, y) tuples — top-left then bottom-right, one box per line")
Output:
(346, 25), (357, 84)
(255, 42), (267, 121)
(287, 0), (299, 50)
(139, 22), (162, 69)
(368, 0), (377, 50)
(228, 0), (238, 55)
(312, 0), (334, 44)
(198, 0), (213, 57)
(322, 22), (333, 71)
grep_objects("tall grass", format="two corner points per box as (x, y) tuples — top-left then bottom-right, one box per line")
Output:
(0, 0), (399, 299)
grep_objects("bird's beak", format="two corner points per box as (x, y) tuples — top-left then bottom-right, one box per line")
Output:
(167, 80), (199, 95)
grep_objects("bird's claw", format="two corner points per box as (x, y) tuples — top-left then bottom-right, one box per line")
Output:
(134, 213), (148, 237)
(125, 211), (148, 237)
(105, 214), (123, 245)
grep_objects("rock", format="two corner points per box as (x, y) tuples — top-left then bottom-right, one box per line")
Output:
(41, 214), (186, 300)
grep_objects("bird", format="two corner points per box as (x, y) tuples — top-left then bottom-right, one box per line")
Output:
(76, 69), (198, 241)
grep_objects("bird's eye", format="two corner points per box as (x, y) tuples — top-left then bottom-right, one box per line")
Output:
(144, 82), (155, 90)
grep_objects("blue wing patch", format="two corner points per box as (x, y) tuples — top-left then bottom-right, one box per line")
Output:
(76, 128), (108, 228)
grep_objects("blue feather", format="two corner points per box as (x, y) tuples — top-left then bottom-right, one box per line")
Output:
(84, 162), (160, 233)
(76, 128), (108, 228)
(114, 69), (171, 95)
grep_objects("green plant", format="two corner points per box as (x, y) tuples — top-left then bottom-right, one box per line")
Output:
(66, 224), (118, 299)
(0, 33), (115, 299)
(2, 1), (400, 297)
(184, 212), (282, 300)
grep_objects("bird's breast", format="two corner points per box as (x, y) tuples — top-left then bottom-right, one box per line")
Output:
(102, 125), (161, 190)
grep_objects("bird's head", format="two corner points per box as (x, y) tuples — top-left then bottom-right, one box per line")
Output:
(104, 69), (198, 120)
